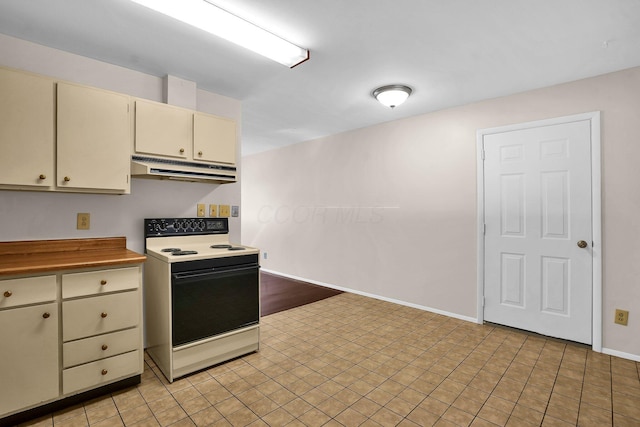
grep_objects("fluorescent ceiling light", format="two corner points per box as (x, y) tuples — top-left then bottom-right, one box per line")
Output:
(131, 0), (309, 68)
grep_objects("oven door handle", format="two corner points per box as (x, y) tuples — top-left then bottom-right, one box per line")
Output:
(172, 264), (258, 280)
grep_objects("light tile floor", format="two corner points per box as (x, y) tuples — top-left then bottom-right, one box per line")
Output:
(21, 293), (640, 427)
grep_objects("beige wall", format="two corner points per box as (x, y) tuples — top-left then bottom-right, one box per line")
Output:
(242, 66), (640, 360)
(0, 34), (243, 252)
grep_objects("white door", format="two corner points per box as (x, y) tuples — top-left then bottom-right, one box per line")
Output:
(482, 118), (594, 344)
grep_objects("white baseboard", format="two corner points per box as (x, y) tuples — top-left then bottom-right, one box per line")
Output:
(261, 269), (478, 324)
(602, 347), (640, 362)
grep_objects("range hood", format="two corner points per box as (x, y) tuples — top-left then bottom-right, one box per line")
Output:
(131, 155), (236, 183)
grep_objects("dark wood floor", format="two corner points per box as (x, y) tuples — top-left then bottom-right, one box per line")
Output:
(260, 271), (343, 316)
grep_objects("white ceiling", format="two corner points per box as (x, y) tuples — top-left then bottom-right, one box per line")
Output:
(1, 1), (639, 156)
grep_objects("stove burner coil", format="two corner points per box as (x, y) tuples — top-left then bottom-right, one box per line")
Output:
(171, 250), (198, 256)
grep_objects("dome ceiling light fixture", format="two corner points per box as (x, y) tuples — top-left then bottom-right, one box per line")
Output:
(372, 84), (412, 108)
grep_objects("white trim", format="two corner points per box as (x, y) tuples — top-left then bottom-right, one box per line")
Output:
(476, 112), (602, 352)
(262, 269), (478, 323)
(602, 347), (640, 362)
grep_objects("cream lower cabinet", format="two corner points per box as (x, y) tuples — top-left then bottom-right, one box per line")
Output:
(0, 266), (143, 422)
(0, 276), (58, 417)
(61, 267), (142, 395)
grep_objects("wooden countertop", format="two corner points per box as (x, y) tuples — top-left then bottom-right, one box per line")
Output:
(0, 237), (146, 276)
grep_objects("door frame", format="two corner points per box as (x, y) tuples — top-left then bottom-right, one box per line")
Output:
(476, 112), (602, 352)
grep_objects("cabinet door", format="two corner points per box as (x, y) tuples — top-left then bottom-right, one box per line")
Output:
(0, 303), (59, 416)
(193, 112), (236, 165)
(57, 82), (131, 193)
(0, 68), (54, 188)
(134, 99), (192, 159)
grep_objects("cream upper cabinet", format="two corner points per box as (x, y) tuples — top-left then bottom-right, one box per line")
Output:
(193, 112), (237, 165)
(0, 67), (55, 188)
(57, 82), (131, 193)
(134, 99), (193, 160)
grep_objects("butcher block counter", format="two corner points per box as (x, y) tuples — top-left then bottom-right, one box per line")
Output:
(0, 237), (145, 426)
(0, 237), (145, 276)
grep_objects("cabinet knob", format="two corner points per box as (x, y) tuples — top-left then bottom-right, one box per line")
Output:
(42, 312), (51, 319)
(63, 176), (71, 182)
(100, 279), (107, 285)
(38, 174), (47, 180)
(102, 344), (108, 351)
(198, 151), (203, 156)
(101, 369), (108, 376)
(179, 148), (185, 154)
(101, 312), (108, 318)
(3, 290), (12, 298)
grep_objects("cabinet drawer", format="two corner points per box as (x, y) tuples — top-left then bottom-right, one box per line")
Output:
(63, 350), (141, 395)
(62, 267), (139, 299)
(63, 327), (140, 368)
(0, 275), (56, 309)
(63, 291), (139, 341)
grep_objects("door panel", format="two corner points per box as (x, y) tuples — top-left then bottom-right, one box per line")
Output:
(483, 119), (592, 344)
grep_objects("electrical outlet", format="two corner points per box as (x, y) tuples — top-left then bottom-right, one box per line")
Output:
(77, 213), (90, 230)
(231, 205), (239, 217)
(209, 204), (218, 217)
(197, 204), (205, 217)
(615, 309), (629, 326)
(219, 204), (230, 217)
(263, 252), (268, 259)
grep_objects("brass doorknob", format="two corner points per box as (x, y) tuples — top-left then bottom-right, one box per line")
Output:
(101, 312), (108, 318)
(577, 240), (588, 248)
(102, 344), (108, 350)
(63, 176), (71, 182)
(42, 312), (50, 319)
(101, 369), (108, 376)
(179, 148), (185, 154)
(3, 291), (12, 298)
(100, 280), (107, 285)
(198, 151), (203, 156)
(39, 174), (46, 180)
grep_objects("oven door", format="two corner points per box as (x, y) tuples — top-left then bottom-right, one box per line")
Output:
(171, 255), (259, 347)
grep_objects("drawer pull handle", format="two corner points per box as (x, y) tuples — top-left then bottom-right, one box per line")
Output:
(42, 312), (50, 319)
(39, 174), (47, 180)
(179, 148), (185, 154)
(63, 176), (71, 182)
(101, 369), (108, 376)
(102, 344), (108, 351)
(198, 151), (203, 156)
(3, 291), (12, 298)
(101, 312), (108, 318)
(100, 280), (107, 285)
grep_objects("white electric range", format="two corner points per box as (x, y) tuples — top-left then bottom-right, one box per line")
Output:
(143, 217), (260, 382)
